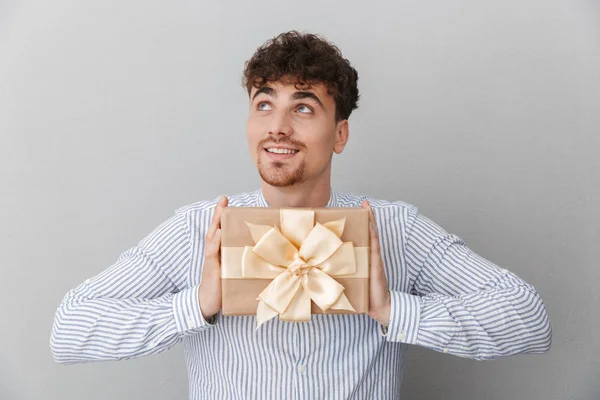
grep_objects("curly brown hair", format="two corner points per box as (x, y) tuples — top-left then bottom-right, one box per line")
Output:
(242, 31), (359, 122)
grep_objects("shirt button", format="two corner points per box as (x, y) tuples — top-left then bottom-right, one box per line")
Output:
(443, 348), (449, 353)
(187, 316), (194, 327)
(398, 331), (406, 341)
(297, 364), (306, 373)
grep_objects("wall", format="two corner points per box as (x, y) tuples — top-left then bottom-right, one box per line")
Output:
(1, 1), (598, 398)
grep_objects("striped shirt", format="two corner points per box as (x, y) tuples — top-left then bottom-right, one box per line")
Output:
(50, 188), (552, 399)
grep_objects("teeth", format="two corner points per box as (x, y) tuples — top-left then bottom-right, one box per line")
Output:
(267, 148), (297, 154)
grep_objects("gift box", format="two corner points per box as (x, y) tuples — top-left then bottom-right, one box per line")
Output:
(220, 207), (370, 327)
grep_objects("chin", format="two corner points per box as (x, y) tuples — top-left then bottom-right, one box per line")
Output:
(259, 167), (305, 187)
(256, 151), (310, 186)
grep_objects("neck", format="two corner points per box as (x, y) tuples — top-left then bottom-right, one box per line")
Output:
(261, 178), (332, 208)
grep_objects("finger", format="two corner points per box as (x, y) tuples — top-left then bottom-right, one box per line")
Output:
(212, 196), (229, 229)
(217, 195), (228, 208)
(206, 228), (222, 261)
(210, 196), (227, 222)
(370, 250), (385, 281)
(361, 199), (370, 215)
(362, 200), (376, 227)
(369, 243), (387, 294)
(370, 230), (381, 258)
(362, 201), (379, 242)
(363, 202), (385, 278)
(369, 231), (383, 278)
(206, 196), (227, 242)
(217, 196), (228, 229)
(206, 213), (219, 243)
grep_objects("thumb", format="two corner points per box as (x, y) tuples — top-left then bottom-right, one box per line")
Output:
(206, 228), (222, 260)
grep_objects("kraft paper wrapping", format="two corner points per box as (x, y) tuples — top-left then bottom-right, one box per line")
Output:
(220, 207), (370, 320)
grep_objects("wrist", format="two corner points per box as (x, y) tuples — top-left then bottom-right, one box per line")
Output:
(370, 291), (391, 327)
(198, 285), (218, 320)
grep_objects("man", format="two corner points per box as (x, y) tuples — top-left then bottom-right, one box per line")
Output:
(50, 31), (552, 399)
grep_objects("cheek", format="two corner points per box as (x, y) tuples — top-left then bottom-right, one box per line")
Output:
(246, 120), (262, 144)
(305, 134), (335, 161)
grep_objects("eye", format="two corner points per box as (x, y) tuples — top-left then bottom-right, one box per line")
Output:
(297, 104), (313, 114)
(257, 102), (272, 111)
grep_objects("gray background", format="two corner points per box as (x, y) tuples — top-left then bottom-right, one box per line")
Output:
(2, 0), (599, 399)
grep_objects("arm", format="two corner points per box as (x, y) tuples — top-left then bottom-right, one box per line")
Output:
(50, 209), (215, 364)
(381, 205), (552, 360)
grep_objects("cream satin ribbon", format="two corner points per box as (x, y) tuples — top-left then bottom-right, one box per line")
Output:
(241, 209), (358, 328)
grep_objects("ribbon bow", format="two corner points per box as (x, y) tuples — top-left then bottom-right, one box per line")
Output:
(241, 209), (357, 328)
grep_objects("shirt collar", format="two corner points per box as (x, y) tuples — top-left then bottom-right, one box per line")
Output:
(255, 187), (338, 208)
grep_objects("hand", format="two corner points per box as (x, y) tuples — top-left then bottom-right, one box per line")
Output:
(198, 195), (228, 320)
(362, 200), (391, 327)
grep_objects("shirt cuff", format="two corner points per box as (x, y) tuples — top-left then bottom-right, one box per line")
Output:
(172, 284), (217, 335)
(379, 290), (421, 344)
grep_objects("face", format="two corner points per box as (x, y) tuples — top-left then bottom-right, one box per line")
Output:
(246, 79), (348, 188)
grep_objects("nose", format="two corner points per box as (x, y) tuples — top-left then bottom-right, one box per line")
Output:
(268, 110), (293, 137)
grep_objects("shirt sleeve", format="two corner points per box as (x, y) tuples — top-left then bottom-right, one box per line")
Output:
(50, 209), (216, 364)
(381, 205), (552, 360)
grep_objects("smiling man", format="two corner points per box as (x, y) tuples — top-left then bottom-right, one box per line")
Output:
(248, 80), (348, 198)
(50, 31), (552, 399)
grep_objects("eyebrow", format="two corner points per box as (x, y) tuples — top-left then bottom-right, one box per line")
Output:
(251, 87), (326, 111)
(291, 91), (326, 111)
(251, 86), (274, 101)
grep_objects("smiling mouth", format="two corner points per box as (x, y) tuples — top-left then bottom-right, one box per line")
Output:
(265, 148), (299, 155)
(263, 147), (299, 160)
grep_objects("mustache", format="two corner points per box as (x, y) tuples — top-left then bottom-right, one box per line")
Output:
(258, 138), (306, 150)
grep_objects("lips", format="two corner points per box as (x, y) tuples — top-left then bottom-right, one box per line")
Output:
(263, 147), (299, 160)
(265, 147), (299, 154)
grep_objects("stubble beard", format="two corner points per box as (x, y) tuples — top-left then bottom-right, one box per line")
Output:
(257, 155), (306, 187)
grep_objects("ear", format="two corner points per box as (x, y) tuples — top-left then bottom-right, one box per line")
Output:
(333, 120), (349, 154)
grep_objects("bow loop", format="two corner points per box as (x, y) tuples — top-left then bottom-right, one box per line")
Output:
(241, 209), (358, 329)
